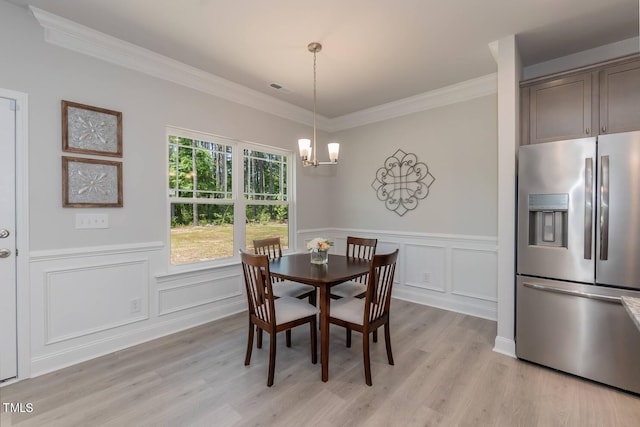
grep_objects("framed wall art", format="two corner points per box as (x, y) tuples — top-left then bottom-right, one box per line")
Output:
(62, 156), (123, 207)
(62, 100), (122, 157)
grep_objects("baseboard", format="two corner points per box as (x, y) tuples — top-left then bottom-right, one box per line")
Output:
(393, 290), (496, 321)
(493, 336), (516, 358)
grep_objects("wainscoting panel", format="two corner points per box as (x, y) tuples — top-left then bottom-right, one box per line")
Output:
(404, 244), (447, 293)
(299, 229), (498, 320)
(451, 247), (498, 302)
(45, 260), (149, 344)
(158, 272), (243, 316)
(25, 232), (496, 378)
(28, 242), (246, 377)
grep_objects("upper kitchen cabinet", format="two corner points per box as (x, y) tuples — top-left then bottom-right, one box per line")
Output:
(521, 55), (640, 145)
(599, 59), (640, 135)
(523, 73), (595, 145)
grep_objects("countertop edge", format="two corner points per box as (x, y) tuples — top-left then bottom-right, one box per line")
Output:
(621, 296), (640, 332)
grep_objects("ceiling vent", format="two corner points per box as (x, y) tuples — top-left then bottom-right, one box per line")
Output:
(269, 83), (293, 94)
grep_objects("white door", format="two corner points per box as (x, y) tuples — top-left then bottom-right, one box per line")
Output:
(0, 95), (17, 382)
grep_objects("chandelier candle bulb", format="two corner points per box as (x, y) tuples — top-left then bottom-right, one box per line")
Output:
(298, 138), (311, 160)
(328, 143), (340, 162)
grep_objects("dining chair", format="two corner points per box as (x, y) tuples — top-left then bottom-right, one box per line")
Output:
(328, 249), (399, 386)
(240, 250), (318, 387)
(329, 236), (377, 299)
(253, 237), (317, 306)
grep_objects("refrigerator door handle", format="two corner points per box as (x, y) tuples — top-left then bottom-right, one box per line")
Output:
(522, 282), (622, 304)
(584, 157), (593, 259)
(600, 155), (610, 261)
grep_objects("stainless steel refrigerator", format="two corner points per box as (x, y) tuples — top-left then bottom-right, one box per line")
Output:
(516, 130), (640, 394)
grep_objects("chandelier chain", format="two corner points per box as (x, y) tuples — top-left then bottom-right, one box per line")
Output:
(312, 47), (317, 163)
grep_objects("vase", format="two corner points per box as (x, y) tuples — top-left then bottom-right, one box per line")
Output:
(310, 249), (329, 264)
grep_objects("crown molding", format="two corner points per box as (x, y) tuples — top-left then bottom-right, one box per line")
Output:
(30, 6), (495, 133)
(29, 7), (327, 129)
(522, 37), (639, 81)
(326, 73), (497, 131)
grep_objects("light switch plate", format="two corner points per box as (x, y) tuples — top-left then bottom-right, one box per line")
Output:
(75, 213), (109, 229)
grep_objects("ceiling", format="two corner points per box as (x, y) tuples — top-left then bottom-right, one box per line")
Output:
(7, 0), (639, 118)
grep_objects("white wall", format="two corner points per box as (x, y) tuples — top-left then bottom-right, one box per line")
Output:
(4, 0), (633, 378)
(0, 1), (330, 376)
(321, 93), (499, 320)
(1, 0), (502, 377)
(494, 36), (521, 358)
(330, 95), (498, 236)
(0, 3), (330, 251)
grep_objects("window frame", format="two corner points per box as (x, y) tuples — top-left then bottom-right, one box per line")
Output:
(166, 126), (295, 271)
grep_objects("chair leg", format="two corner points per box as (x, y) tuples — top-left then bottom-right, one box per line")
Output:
(363, 331), (372, 386)
(286, 329), (292, 347)
(384, 322), (394, 365)
(310, 318), (317, 364)
(244, 321), (254, 366)
(267, 331), (276, 387)
(373, 330), (378, 343)
(257, 327), (263, 349)
(346, 327), (352, 348)
(309, 289), (317, 306)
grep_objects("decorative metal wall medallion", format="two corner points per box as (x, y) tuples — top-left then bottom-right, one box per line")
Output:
(371, 149), (435, 216)
(62, 100), (123, 157)
(62, 156), (123, 207)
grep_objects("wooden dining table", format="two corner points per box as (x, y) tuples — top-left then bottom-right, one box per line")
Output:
(269, 252), (370, 382)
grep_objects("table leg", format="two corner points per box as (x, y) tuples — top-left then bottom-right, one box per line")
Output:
(320, 285), (330, 382)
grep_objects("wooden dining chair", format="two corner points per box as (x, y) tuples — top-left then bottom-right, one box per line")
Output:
(328, 249), (399, 386)
(329, 236), (377, 299)
(240, 250), (318, 387)
(253, 237), (317, 306)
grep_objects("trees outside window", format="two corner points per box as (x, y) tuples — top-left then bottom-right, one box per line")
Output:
(168, 128), (291, 266)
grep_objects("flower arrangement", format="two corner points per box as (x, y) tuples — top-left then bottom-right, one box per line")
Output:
(307, 237), (333, 252)
(307, 237), (332, 264)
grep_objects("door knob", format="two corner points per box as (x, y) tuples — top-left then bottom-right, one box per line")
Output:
(0, 248), (11, 258)
(0, 229), (8, 239)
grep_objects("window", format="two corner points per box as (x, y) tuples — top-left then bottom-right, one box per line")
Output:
(244, 148), (289, 251)
(168, 127), (291, 266)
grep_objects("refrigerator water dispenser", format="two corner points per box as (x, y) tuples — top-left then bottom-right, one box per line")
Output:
(528, 194), (568, 248)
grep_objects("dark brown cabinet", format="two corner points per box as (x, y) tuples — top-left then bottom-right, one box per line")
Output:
(521, 56), (640, 145)
(600, 60), (640, 135)
(525, 73), (594, 144)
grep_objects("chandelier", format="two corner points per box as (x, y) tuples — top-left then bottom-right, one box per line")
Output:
(298, 42), (339, 167)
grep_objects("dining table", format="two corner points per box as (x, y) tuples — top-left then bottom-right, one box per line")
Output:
(269, 252), (371, 382)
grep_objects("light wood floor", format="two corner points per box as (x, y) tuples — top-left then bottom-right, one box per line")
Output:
(1, 299), (639, 426)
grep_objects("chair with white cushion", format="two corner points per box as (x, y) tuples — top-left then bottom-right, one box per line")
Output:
(253, 237), (317, 306)
(328, 249), (399, 386)
(330, 236), (377, 299)
(240, 250), (318, 387)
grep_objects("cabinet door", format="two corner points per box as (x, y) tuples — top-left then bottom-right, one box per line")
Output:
(529, 73), (593, 144)
(600, 59), (640, 135)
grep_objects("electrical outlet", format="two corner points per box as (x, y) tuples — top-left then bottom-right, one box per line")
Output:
(130, 298), (141, 313)
(423, 272), (431, 283)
